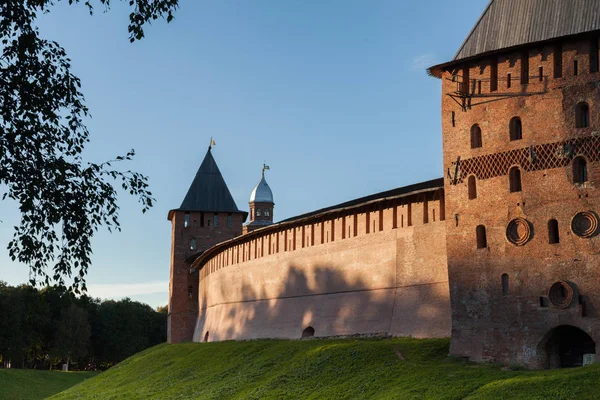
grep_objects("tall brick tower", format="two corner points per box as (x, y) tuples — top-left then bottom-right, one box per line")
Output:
(167, 146), (247, 343)
(429, 0), (600, 368)
(243, 164), (274, 234)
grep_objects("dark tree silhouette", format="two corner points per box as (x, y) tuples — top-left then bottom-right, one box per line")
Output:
(0, 1), (179, 291)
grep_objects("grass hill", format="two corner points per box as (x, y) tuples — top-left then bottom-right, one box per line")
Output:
(0, 369), (95, 400)
(50, 338), (600, 400)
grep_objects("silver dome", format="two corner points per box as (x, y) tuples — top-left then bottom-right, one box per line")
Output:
(249, 172), (274, 204)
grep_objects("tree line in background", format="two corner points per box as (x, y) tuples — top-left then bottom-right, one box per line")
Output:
(0, 282), (167, 370)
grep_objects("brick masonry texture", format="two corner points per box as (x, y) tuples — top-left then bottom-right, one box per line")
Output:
(443, 35), (600, 368)
(168, 27), (600, 369)
(190, 192), (451, 342)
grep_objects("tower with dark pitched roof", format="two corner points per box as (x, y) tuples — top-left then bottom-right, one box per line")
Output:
(167, 147), (247, 343)
(429, 0), (600, 368)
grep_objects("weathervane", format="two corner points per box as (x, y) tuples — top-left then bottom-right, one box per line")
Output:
(208, 137), (216, 150)
(262, 163), (270, 177)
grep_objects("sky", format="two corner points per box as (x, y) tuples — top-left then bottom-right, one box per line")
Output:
(0, 0), (490, 308)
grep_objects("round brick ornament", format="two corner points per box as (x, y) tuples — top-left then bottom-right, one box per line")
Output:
(506, 218), (533, 246)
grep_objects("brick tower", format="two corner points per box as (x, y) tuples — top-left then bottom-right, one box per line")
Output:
(243, 164), (274, 234)
(429, 0), (600, 368)
(167, 146), (247, 343)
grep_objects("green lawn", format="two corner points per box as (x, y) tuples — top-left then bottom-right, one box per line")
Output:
(49, 338), (600, 400)
(0, 369), (96, 400)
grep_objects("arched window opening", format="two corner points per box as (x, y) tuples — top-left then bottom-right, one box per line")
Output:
(501, 274), (509, 296)
(509, 117), (522, 141)
(576, 102), (589, 128)
(573, 156), (588, 183)
(471, 124), (482, 148)
(204, 331), (209, 342)
(184, 212), (190, 228)
(548, 219), (560, 244)
(509, 167), (522, 193)
(468, 176), (477, 200)
(302, 326), (315, 338)
(256, 209), (262, 217)
(190, 238), (197, 251)
(476, 225), (487, 249)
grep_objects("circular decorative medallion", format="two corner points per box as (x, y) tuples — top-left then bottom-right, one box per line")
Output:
(571, 211), (599, 238)
(548, 281), (574, 309)
(506, 218), (533, 246)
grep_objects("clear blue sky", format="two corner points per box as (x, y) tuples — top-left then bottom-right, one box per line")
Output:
(0, 0), (489, 307)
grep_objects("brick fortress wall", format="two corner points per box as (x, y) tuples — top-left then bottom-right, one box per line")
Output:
(441, 34), (600, 368)
(191, 188), (451, 342)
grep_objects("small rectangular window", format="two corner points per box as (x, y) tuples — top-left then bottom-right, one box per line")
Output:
(213, 213), (218, 227)
(265, 209), (270, 217)
(507, 73), (512, 88)
(256, 209), (262, 217)
(554, 44), (563, 78)
(477, 80), (482, 94)
(490, 58), (498, 92)
(227, 213), (232, 228)
(184, 213), (190, 228)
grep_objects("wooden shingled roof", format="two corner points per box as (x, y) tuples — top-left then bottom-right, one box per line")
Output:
(429, 0), (600, 76)
(169, 147), (246, 217)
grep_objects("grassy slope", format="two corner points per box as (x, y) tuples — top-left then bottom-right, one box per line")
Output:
(51, 338), (600, 400)
(0, 369), (96, 400)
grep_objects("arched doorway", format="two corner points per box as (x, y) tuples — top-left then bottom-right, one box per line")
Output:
(539, 325), (595, 368)
(301, 326), (315, 338)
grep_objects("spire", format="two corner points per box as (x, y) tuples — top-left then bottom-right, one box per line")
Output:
(176, 147), (242, 213)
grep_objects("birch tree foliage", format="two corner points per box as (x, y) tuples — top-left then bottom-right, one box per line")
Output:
(0, 1), (179, 292)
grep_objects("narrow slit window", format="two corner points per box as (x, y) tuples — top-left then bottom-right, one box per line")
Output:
(227, 213), (232, 228)
(490, 58), (498, 91)
(190, 238), (197, 250)
(200, 212), (204, 227)
(520, 51), (529, 84)
(509, 166), (522, 193)
(548, 219), (560, 244)
(509, 117), (522, 141)
(470, 124), (482, 148)
(575, 102), (590, 128)
(213, 213), (218, 227)
(507, 73), (512, 88)
(573, 156), (588, 183)
(554, 44), (563, 78)
(461, 66), (470, 94)
(574, 60), (579, 76)
(539, 66), (544, 82)
(591, 38), (599, 73)
(501, 274), (509, 296)
(476, 225), (487, 249)
(451, 111), (456, 127)
(468, 176), (477, 200)
(477, 80), (482, 94)
(184, 212), (190, 228)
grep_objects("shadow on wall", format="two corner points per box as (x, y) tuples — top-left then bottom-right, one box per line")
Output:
(194, 264), (450, 342)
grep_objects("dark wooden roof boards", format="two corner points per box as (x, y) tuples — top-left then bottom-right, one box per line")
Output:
(169, 147), (246, 218)
(429, 0), (600, 77)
